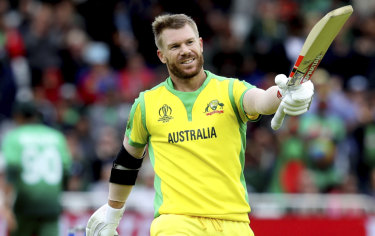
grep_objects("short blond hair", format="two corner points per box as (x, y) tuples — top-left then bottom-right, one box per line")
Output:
(152, 14), (199, 49)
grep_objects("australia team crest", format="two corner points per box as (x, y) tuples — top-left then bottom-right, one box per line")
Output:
(204, 99), (224, 116)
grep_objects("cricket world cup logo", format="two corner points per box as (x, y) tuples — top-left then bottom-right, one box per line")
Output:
(158, 104), (173, 123)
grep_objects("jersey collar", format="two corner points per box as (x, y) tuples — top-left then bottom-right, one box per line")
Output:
(165, 70), (211, 95)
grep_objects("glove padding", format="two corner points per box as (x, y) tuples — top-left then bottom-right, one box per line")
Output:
(275, 74), (314, 116)
(86, 204), (125, 236)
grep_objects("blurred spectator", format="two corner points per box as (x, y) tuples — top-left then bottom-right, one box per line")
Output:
(210, 11), (244, 77)
(269, 122), (306, 193)
(298, 169), (319, 194)
(350, 89), (375, 194)
(90, 126), (122, 183)
(305, 137), (341, 193)
(299, 80), (347, 193)
(0, 4), (28, 119)
(22, 3), (61, 86)
(283, 14), (305, 67)
(3, 9), (33, 103)
(65, 129), (93, 191)
(55, 83), (83, 130)
(77, 41), (119, 104)
(87, 86), (131, 140)
(304, 69), (357, 129)
(88, 160), (112, 193)
(242, 0), (290, 75)
(32, 85), (58, 126)
(39, 67), (63, 104)
(299, 101), (346, 141)
(53, 0), (85, 44)
(75, 0), (117, 43)
(230, 0), (257, 43)
(118, 53), (157, 103)
(126, 0), (163, 66)
(305, 71), (368, 176)
(59, 28), (88, 84)
(0, 59), (16, 120)
(110, 0), (137, 70)
(244, 126), (277, 193)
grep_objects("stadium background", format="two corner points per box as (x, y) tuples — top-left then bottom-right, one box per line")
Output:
(1, 0), (375, 235)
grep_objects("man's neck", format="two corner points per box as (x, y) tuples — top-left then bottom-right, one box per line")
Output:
(170, 69), (207, 92)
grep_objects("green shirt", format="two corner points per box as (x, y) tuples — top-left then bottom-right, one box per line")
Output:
(2, 124), (72, 216)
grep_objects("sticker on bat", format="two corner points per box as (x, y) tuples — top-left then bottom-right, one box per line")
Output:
(303, 54), (323, 83)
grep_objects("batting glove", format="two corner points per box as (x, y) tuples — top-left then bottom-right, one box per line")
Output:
(275, 74), (314, 116)
(86, 204), (125, 236)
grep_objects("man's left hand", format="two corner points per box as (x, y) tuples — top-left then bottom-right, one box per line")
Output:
(275, 74), (314, 116)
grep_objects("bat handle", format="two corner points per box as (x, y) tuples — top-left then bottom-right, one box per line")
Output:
(271, 104), (286, 130)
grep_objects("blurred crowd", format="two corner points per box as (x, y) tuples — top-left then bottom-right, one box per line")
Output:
(0, 0), (374, 200)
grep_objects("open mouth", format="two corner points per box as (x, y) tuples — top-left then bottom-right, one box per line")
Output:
(181, 58), (195, 65)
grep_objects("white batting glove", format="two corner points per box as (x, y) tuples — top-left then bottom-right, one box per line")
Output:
(86, 204), (125, 236)
(275, 74), (314, 116)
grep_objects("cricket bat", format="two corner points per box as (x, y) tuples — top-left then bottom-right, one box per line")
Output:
(271, 5), (353, 130)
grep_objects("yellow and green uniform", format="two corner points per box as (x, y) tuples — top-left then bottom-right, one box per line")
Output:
(126, 70), (260, 223)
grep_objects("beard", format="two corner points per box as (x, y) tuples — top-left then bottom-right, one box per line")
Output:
(166, 53), (204, 79)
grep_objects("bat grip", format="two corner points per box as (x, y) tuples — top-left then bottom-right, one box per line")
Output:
(271, 104), (286, 130)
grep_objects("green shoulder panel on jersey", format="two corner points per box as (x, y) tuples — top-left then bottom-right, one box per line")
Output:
(126, 96), (148, 148)
(239, 80), (262, 123)
(228, 79), (244, 125)
(147, 142), (163, 218)
(126, 82), (167, 147)
(208, 72), (260, 123)
(139, 92), (147, 133)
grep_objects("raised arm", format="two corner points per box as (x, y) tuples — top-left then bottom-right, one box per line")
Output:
(243, 86), (281, 116)
(243, 74), (314, 124)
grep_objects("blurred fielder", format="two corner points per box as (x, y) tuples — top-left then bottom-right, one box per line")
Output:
(2, 101), (72, 236)
(86, 13), (314, 236)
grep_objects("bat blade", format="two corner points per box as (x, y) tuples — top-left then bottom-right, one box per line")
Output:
(271, 5), (353, 130)
(287, 5), (353, 86)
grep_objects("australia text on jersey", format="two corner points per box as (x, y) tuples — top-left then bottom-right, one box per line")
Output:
(168, 127), (217, 143)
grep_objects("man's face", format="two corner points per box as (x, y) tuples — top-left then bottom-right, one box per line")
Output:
(157, 24), (204, 79)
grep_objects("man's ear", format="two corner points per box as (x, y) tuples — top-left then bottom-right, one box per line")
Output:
(157, 50), (166, 64)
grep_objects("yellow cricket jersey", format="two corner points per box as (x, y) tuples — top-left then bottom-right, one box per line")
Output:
(125, 70), (260, 222)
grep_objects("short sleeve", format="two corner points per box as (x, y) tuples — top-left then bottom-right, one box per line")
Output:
(125, 94), (149, 147)
(232, 79), (261, 123)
